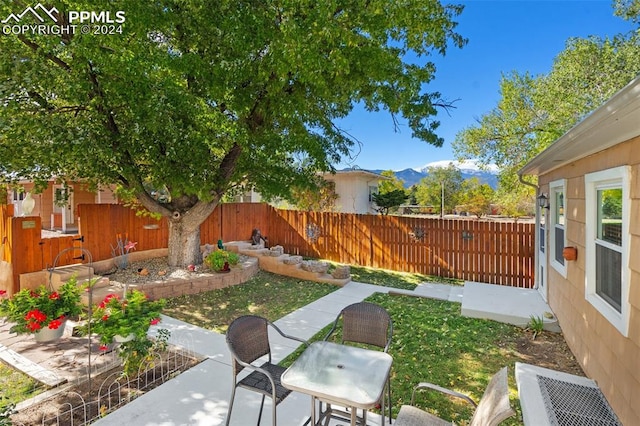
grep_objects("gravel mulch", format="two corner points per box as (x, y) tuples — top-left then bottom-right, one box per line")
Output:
(101, 256), (249, 286)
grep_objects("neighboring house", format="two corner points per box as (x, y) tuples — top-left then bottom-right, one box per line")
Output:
(322, 169), (387, 214)
(232, 188), (263, 203)
(235, 170), (387, 214)
(519, 75), (640, 425)
(6, 181), (118, 232)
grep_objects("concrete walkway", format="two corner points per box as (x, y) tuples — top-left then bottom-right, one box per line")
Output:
(91, 280), (550, 426)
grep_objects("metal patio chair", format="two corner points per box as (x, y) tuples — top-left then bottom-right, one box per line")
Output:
(394, 366), (515, 426)
(225, 315), (308, 426)
(324, 301), (394, 423)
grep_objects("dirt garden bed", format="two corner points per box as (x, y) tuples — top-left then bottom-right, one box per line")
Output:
(9, 345), (202, 426)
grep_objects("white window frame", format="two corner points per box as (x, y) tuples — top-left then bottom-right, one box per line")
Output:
(368, 185), (378, 203)
(585, 166), (630, 336)
(549, 179), (566, 278)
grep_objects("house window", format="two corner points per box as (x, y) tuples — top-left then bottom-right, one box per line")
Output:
(12, 189), (25, 202)
(585, 166), (630, 336)
(549, 180), (566, 277)
(368, 185), (378, 203)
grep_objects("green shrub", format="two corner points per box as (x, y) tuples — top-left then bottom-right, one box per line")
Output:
(204, 249), (239, 271)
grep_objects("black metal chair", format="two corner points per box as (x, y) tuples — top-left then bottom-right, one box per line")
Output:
(225, 315), (308, 426)
(324, 301), (394, 423)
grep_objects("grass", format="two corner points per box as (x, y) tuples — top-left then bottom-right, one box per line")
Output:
(163, 270), (339, 333)
(0, 363), (45, 414)
(340, 263), (463, 290)
(2, 266), (536, 424)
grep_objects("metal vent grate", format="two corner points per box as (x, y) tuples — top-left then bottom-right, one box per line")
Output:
(537, 375), (621, 426)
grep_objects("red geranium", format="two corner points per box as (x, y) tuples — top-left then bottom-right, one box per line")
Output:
(48, 317), (65, 330)
(0, 278), (83, 336)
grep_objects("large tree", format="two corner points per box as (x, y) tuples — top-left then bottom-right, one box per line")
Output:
(453, 31), (640, 209)
(0, 1), (466, 265)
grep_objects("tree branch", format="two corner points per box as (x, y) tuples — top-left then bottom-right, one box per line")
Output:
(87, 61), (120, 136)
(213, 143), (243, 194)
(17, 35), (71, 71)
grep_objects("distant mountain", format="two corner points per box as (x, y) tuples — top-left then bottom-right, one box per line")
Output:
(369, 160), (499, 189)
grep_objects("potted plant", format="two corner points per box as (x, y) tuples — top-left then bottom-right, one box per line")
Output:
(88, 290), (168, 375)
(0, 277), (83, 342)
(204, 248), (239, 272)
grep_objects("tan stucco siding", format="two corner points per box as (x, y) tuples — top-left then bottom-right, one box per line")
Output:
(538, 135), (640, 424)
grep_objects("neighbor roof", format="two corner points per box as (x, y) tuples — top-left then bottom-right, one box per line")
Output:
(323, 169), (390, 180)
(519, 74), (640, 177)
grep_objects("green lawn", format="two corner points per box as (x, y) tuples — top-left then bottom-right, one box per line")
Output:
(163, 270), (340, 333)
(0, 363), (44, 416)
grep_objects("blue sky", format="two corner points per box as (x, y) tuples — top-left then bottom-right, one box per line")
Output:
(336, 0), (637, 172)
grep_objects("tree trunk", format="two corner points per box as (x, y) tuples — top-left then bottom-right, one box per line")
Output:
(167, 219), (203, 267)
(135, 192), (219, 267)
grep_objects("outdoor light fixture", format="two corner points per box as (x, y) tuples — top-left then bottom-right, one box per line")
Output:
(537, 193), (550, 210)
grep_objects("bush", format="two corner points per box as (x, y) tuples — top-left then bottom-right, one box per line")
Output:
(204, 249), (239, 271)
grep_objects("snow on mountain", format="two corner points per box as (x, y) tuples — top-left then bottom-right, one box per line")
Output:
(415, 159), (499, 174)
(369, 159), (499, 189)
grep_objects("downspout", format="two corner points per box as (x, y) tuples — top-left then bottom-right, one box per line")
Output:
(519, 174), (540, 290)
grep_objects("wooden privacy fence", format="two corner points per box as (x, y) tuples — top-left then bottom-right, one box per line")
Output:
(1, 205), (83, 293)
(266, 209), (535, 287)
(77, 203), (271, 261)
(77, 204), (534, 288)
(2, 203), (534, 291)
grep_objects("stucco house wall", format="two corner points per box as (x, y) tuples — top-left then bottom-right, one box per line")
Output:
(7, 181), (118, 229)
(323, 170), (383, 214)
(520, 76), (640, 424)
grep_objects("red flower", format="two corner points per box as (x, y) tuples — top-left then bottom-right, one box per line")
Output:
(26, 321), (42, 332)
(150, 318), (161, 325)
(99, 293), (119, 308)
(25, 309), (47, 323)
(48, 319), (63, 329)
(0, 290), (7, 296)
(49, 292), (60, 300)
(101, 314), (110, 321)
(99, 345), (108, 351)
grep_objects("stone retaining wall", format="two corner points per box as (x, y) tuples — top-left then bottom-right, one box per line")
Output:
(225, 241), (351, 286)
(123, 258), (259, 300)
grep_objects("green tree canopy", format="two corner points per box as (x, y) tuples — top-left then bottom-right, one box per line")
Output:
(453, 31), (640, 213)
(0, 0), (466, 265)
(372, 189), (408, 215)
(378, 170), (406, 194)
(458, 178), (494, 218)
(414, 163), (463, 215)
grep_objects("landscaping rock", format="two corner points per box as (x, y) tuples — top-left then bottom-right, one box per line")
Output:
(331, 265), (351, 280)
(300, 260), (329, 274)
(283, 255), (303, 265)
(269, 245), (284, 256)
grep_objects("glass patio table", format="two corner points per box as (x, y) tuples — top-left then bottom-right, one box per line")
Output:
(281, 341), (393, 426)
